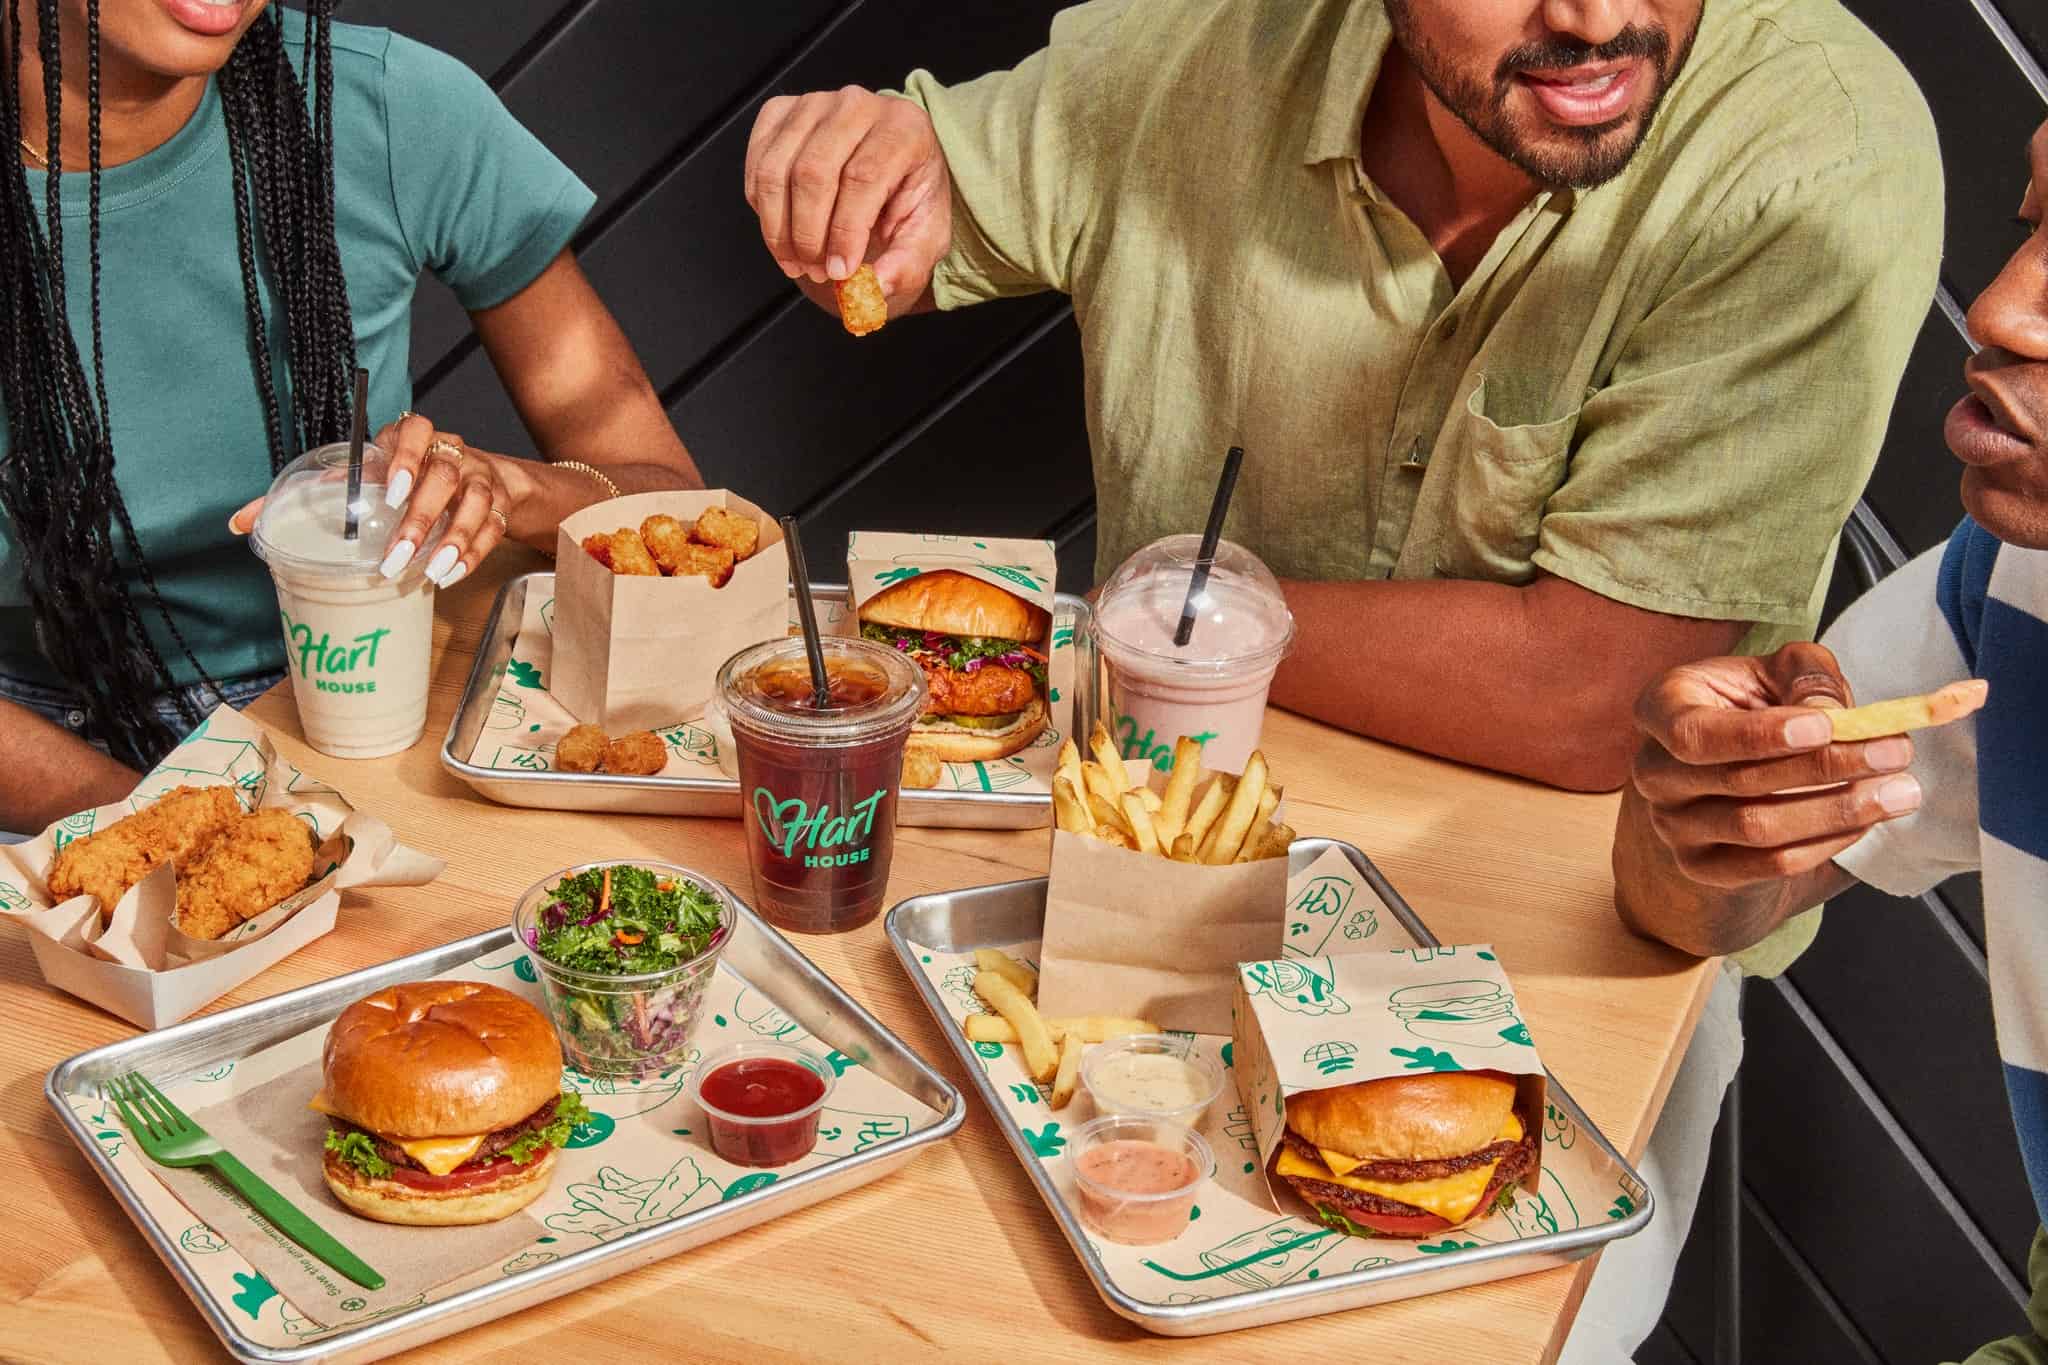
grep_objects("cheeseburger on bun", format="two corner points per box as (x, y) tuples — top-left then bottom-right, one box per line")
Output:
(313, 981), (588, 1226)
(859, 570), (1051, 763)
(1273, 1070), (1536, 1238)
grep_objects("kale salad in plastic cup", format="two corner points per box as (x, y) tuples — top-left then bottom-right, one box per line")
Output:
(513, 860), (733, 1077)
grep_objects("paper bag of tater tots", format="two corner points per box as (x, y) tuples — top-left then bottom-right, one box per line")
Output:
(0, 704), (441, 1027)
(552, 490), (788, 731)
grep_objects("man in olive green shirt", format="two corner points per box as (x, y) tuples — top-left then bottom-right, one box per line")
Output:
(744, 0), (1937, 801)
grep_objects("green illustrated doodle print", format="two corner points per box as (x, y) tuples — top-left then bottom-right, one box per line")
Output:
(874, 567), (921, 586)
(722, 1172), (780, 1201)
(1303, 1041), (1359, 1076)
(1052, 625), (1075, 649)
(1417, 1238), (1480, 1255)
(1010, 1083), (1045, 1106)
(1387, 980), (1525, 1050)
(507, 658), (544, 689)
(544, 1158), (720, 1243)
(1148, 1219), (1336, 1288)
(515, 956), (538, 983)
(1391, 1046), (1462, 1072)
(1608, 1194), (1637, 1221)
(1223, 1105), (1258, 1152)
(50, 808), (95, 850)
(973, 1041), (1004, 1060)
(983, 564), (1047, 594)
(178, 1224), (229, 1255)
(656, 722), (720, 766)
(503, 1250), (557, 1274)
(1241, 958), (1350, 1017)
(1544, 1102), (1577, 1150)
(538, 596), (556, 634)
(230, 1272), (278, 1320)
(815, 1109), (912, 1156)
(824, 1049), (860, 1077)
(564, 1110), (616, 1148)
(487, 693), (526, 731)
(733, 988), (805, 1042)
(942, 965), (985, 1016)
(1023, 1123), (1066, 1158)
(0, 880), (28, 913)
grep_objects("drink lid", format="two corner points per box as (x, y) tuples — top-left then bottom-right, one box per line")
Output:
(718, 636), (925, 745)
(1093, 534), (1296, 671)
(249, 441), (437, 577)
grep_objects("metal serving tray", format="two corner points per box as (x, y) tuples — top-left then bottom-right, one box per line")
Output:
(441, 574), (1095, 829)
(884, 837), (1655, 1336)
(48, 898), (965, 1364)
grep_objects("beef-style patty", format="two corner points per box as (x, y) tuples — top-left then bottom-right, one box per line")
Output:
(1281, 1127), (1525, 1184)
(330, 1095), (560, 1172)
(1282, 1128), (1539, 1222)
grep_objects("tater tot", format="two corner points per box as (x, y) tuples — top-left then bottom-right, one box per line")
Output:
(690, 505), (760, 561)
(605, 528), (660, 577)
(666, 542), (736, 588)
(600, 730), (668, 776)
(835, 263), (887, 337)
(556, 723), (608, 773)
(639, 513), (696, 575)
(580, 533), (614, 570)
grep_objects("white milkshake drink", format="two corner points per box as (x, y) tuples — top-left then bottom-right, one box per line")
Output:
(250, 442), (436, 759)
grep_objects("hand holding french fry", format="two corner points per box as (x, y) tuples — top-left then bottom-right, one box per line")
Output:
(1051, 730), (1289, 863)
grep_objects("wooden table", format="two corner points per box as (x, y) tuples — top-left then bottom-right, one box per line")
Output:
(0, 549), (1714, 1364)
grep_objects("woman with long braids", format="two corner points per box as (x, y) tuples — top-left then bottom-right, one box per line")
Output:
(0, 0), (702, 829)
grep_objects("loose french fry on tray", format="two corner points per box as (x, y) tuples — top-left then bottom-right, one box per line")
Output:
(1089, 723), (1128, 796)
(974, 970), (1058, 1081)
(1824, 679), (1989, 742)
(1156, 737), (1203, 842)
(1052, 774), (1094, 835)
(975, 948), (1039, 999)
(1121, 793), (1163, 855)
(965, 1014), (1160, 1045)
(1050, 1034), (1084, 1109)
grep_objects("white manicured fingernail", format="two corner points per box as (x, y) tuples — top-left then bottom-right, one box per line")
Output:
(378, 540), (415, 579)
(439, 562), (468, 589)
(424, 544), (459, 584)
(384, 469), (413, 508)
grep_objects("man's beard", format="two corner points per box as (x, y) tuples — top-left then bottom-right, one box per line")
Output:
(1384, 2), (1703, 190)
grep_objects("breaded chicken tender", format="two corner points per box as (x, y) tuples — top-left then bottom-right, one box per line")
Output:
(600, 729), (668, 776)
(604, 528), (660, 577)
(690, 505), (760, 561)
(639, 514), (696, 575)
(580, 532), (615, 570)
(835, 262), (887, 337)
(665, 541), (736, 587)
(48, 784), (243, 923)
(173, 809), (318, 941)
(556, 723), (608, 773)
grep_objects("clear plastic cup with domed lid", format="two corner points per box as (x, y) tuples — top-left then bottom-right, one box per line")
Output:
(1091, 534), (1297, 779)
(250, 441), (439, 758)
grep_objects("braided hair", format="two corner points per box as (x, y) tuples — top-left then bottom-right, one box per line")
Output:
(0, 0), (357, 767)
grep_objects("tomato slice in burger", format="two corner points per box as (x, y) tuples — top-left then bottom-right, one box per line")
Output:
(384, 1154), (525, 1191)
(1344, 1208), (1451, 1237)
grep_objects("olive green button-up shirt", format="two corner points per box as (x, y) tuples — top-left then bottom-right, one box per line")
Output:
(903, 0), (1941, 660)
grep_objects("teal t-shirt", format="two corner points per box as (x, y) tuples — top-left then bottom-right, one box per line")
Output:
(0, 9), (594, 688)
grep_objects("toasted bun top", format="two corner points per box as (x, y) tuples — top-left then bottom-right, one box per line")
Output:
(860, 570), (1050, 643)
(321, 981), (562, 1138)
(1285, 1071), (1517, 1162)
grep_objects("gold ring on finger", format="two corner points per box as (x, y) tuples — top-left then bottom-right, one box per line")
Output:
(399, 409), (419, 422)
(426, 438), (464, 463)
(491, 508), (509, 533)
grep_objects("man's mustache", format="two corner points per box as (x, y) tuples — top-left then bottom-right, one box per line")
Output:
(1495, 25), (1671, 85)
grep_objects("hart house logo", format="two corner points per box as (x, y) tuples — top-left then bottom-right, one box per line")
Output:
(753, 787), (884, 867)
(282, 609), (389, 695)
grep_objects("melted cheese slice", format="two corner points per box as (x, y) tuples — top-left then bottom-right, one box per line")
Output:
(307, 1092), (485, 1177)
(1284, 1111), (1526, 1226)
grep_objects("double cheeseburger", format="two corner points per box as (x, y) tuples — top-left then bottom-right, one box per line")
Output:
(313, 981), (588, 1226)
(859, 570), (1051, 762)
(1274, 1071), (1536, 1238)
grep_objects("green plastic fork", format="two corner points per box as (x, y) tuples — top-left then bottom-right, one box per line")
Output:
(106, 1072), (385, 1290)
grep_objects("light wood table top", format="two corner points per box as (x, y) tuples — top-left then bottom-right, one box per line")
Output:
(0, 548), (1714, 1364)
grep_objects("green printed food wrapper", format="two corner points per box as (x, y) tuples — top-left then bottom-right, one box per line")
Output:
(0, 704), (442, 1027)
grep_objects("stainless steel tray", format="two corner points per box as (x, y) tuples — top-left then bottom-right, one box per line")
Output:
(441, 573), (1095, 829)
(884, 837), (1654, 1336)
(48, 896), (966, 1364)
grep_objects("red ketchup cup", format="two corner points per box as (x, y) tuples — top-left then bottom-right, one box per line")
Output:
(689, 1042), (836, 1167)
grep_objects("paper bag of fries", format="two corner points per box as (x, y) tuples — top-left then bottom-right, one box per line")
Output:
(551, 490), (788, 731)
(0, 705), (443, 1028)
(1036, 727), (1291, 1033)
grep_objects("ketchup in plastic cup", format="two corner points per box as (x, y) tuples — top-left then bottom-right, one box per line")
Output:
(1069, 1115), (1214, 1246)
(717, 637), (925, 935)
(1092, 535), (1296, 779)
(690, 1042), (836, 1167)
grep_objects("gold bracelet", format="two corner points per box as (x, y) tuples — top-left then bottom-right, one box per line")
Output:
(556, 460), (620, 501)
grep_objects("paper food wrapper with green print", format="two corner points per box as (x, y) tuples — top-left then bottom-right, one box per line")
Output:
(842, 531), (1073, 796)
(0, 704), (443, 1029)
(551, 490), (788, 731)
(1232, 943), (1546, 1237)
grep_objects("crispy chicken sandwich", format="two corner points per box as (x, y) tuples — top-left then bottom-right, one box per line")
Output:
(313, 981), (588, 1226)
(859, 570), (1051, 762)
(1273, 1070), (1536, 1238)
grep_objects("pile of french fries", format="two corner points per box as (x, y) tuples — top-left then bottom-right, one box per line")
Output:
(1052, 724), (1292, 863)
(966, 948), (1158, 1110)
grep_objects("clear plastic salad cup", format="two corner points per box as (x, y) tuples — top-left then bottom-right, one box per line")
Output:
(513, 860), (733, 1078)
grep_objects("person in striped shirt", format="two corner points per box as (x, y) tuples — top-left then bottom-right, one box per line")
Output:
(1614, 119), (2048, 1365)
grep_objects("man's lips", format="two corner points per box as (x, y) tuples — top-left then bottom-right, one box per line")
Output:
(1946, 393), (2038, 467)
(158, 0), (249, 38)
(1516, 61), (1640, 127)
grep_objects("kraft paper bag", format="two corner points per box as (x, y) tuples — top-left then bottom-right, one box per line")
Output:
(1036, 758), (1287, 1034)
(844, 530), (1058, 622)
(1232, 944), (1547, 1212)
(551, 490), (788, 731)
(0, 704), (444, 1028)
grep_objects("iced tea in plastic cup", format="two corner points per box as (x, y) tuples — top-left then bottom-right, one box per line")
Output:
(717, 636), (925, 934)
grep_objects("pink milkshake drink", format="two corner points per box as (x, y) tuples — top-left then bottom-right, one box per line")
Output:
(1092, 536), (1295, 778)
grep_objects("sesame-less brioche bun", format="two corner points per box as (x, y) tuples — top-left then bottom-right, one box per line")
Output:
(908, 696), (1048, 764)
(860, 570), (1051, 644)
(320, 981), (562, 1139)
(1284, 1071), (1518, 1162)
(322, 1145), (557, 1227)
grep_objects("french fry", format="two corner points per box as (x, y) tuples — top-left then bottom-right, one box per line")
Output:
(1233, 786), (1282, 863)
(1049, 1034), (1084, 1109)
(1088, 792), (1132, 839)
(1156, 738), (1202, 843)
(1136, 788), (1164, 814)
(975, 948), (1038, 999)
(1170, 833), (1199, 862)
(1082, 761), (1124, 810)
(964, 1015), (1161, 1045)
(1824, 679), (1989, 742)
(1089, 723), (1128, 796)
(1184, 774), (1234, 848)
(974, 970), (1058, 1081)
(1121, 793), (1163, 855)
(1053, 774), (1094, 835)
(965, 1013), (1015, 1043)
(1255, 821), (1297, 862)
(1095, 824), (1138, 850)
(1201, 752), (1268, 864)
(1057, 739), (1086, 806)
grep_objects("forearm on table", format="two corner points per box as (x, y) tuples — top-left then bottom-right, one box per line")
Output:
(0, 699), (140, 832)
(1266, 574), (1747, 792)
(1611, 785), (1855, 957)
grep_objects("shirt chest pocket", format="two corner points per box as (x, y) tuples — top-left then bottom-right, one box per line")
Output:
(1403, 374), (1581, 584)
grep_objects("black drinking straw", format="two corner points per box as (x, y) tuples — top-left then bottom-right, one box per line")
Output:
(780, 515), (832, 708)
(343, 367), (368, 541)
(1174, 445), (1244, 647)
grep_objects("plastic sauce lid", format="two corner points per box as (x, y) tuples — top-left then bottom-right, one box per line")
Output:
(1092, 534), (1296, 672)
(249, 440), (432, 578)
